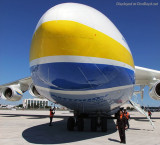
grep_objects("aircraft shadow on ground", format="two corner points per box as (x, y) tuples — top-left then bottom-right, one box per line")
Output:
(0, 114), (68, 119)
(22, 118), (117, 144)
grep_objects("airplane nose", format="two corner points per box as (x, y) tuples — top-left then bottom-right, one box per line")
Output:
(30, 3), (134, 91)
(30, 3), (134, 69)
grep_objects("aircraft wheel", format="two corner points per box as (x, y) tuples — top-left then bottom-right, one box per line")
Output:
(101, 117), (107, 132)
(91, 117), (97, 132)
(67, 117), (75, 131)
(77, 118), (84, 131)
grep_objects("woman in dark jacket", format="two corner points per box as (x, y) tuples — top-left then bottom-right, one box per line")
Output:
(116, 110), (127, 144)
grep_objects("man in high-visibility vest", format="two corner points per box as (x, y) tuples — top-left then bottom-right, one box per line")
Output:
(116, 110), (127, 144)
(49, 107), (55, 126)
(123, 109), (130, 129)
(148, 110), (152, 119)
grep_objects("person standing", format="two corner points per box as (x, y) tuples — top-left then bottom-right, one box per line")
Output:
(49, 107), (55, 126)
(148, 110), (152, 119)
(123, 109), (130, 129)
(116, 110), (127, 144)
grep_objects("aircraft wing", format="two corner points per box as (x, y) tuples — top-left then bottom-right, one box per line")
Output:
(0, 77), (33, 101)
(0, 77), (32, 93)
(135, 66), (160, 86)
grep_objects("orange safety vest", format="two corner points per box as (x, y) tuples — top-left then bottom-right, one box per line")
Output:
(50, 110), (53, 117)
(148, 111), (151, 116)
(124, 112), (129, 119)
(120, 114), (123, 119)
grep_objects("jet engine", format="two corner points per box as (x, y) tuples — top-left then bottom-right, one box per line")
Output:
(29, 84), (43, 98)
(149, 81), (160, 100)
(1, 85), (23, 101)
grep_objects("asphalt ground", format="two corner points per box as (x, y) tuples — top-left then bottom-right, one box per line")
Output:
(0, 110), (160, 145)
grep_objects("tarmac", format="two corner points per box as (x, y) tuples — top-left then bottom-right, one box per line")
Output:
(0, 110), (160, 145)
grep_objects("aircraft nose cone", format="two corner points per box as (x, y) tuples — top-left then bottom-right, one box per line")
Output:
(30, 3), (134, 91)
(30, 3), (134, 70)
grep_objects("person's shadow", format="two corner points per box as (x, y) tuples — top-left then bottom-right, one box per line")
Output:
(108, 138), (120, 143)
(22, 117), (117, 144)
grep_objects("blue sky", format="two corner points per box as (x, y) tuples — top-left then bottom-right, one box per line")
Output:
(0, 0), (160, 107)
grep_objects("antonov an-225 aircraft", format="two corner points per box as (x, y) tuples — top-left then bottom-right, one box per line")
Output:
(0, 3), (160, 131)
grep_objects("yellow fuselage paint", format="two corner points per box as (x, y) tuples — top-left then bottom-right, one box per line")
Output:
(30, 20), (134, 68)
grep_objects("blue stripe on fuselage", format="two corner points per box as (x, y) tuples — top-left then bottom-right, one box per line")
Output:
(30, 62), (135, 91)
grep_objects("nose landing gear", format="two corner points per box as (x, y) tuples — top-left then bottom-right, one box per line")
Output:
(67, 113), (108, 132)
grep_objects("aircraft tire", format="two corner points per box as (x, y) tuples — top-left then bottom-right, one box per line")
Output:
(101, 117), (107, 132)
(77, 118), (84, 131)
(91, 117), (97, 132)
(67, 117), (75, 131)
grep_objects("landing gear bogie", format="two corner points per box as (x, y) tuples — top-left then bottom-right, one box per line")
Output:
(67, 114), (108, 132)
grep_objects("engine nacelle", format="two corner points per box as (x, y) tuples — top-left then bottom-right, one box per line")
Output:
(149, 81), (160, 100)
(29, 84), (43, 98)
(1, 85), (23, 101)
